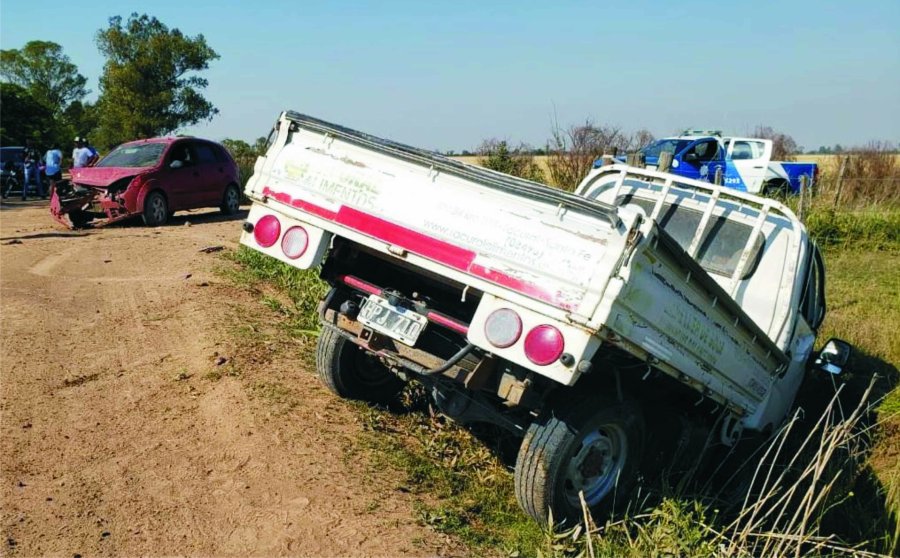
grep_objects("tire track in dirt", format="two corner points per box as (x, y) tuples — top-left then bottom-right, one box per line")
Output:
(1, 203), (464, 557)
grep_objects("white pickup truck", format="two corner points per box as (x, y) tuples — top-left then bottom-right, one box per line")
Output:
(239, 112), (848, 525)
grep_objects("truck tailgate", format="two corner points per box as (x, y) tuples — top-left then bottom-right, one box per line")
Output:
(247, 112), (635, 321)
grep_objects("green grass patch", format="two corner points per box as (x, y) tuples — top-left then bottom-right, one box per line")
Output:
(805, 207), (900, 249)
(224, 215), (899, 556)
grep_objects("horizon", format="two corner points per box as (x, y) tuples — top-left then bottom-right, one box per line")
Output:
(2, 0), (898, 151)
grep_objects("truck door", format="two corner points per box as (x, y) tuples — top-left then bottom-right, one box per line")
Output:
(674, 138), (724, 183)
(725, 138), (771, 194)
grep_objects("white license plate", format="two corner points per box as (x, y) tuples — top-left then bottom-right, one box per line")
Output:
(357, 294), (428, 346)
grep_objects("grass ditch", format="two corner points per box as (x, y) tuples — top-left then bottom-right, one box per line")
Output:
(223, 200), (898, 556)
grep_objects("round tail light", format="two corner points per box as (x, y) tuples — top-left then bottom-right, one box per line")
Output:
(523, 325), (565, 365)
(254, 214), (281, 247)
(484, 308), (522, 348)
(281, 226), (309, 259)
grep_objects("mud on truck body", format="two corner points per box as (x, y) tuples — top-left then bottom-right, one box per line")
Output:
(239, 112), (849, 525)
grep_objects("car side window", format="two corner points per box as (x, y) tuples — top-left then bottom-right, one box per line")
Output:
(194, 143), (218, 165)
(169, 144), (195, 167)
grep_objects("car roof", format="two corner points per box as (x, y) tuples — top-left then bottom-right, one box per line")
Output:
(116, 136), (222, 148)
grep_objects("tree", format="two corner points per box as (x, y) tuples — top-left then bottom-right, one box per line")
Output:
(752, 125), (798, 161)
(222, 137), (268, 187)
(0, 84), (54, 146)
(0, 41), (88, 113)
(94, 13), (219, 148)
(478, 139), (545, 183)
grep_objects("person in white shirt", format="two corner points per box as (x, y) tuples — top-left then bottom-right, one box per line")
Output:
(72, 137), (93, 168)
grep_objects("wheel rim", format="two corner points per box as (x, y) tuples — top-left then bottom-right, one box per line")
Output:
(150, 196), (166, 223)
(351, 347), (394, 388)
(564, 424), (628, 507)
(226, 187), (239, 211)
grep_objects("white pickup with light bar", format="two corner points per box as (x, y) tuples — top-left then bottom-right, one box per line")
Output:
(357, 294), (428, 346)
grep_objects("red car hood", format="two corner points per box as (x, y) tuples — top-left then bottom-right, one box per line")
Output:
(69, 166), (151, 187)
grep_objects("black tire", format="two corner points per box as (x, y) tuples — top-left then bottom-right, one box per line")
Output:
(315, 326), (403, 404)
(515, 396), (645, 526)
(220, 183), (241, 215)
(762, 180), (789, 198)
(69, 209), (92, 228)
(142, 191), (168, 226)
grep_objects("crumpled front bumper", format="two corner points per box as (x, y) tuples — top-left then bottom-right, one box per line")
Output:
(49, 181), (134, 229)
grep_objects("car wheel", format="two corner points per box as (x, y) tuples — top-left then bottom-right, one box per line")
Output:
(515, 396), (645, 526)
(220, 183), (241, 215)
(142, 191), (168, 226)
(316, 325), (404, 404)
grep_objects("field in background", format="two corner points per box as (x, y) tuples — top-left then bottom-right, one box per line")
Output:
(453, 154), (900, 175)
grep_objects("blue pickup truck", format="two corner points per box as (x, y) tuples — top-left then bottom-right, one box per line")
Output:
(603, 131), (818, 195)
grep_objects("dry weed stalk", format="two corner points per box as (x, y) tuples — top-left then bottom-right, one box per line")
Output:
(718, 378), (880, 557)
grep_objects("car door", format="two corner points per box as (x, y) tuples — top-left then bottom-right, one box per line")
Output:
(191, 141), (226, 205)
(674, 138), (723, 183)
(157, 141), (201, 209)
(725, 138), (771, 193)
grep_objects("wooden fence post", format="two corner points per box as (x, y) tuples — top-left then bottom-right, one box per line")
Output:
(658, 151), (673, 173)
(798, 175), (809, 222)
(832, 155), (848, 208)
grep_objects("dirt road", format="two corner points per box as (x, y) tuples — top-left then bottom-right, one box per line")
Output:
(0, 201), (461, 557)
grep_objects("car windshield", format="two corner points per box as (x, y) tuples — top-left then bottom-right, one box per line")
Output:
(642, 139), (690, 158)
(97, 143), (166, 168)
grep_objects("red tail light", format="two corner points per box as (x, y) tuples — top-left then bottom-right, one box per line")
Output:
(484, 308), (522, 348)
(280, 226), (309, 259)
(523, 325), (564, 365)
(254, 214), (281, 247)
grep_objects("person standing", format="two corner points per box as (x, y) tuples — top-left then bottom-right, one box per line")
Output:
(22, 146), (43, 200)
(72, 137), (93, 168)
(83, 137), (100, 166)
(45, 144), (63, 190)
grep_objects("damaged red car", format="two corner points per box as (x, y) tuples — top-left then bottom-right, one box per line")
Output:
(50, 137), (241, 228)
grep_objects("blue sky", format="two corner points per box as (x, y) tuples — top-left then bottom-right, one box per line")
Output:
(2, 0), (898, 151)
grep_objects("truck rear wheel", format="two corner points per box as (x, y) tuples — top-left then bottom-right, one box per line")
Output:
(763, 180), (789, 198)
(515, 397), (645, 526)
(315, 326), (403, 404)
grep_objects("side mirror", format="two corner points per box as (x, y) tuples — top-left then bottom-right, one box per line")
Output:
(813, 338), (852, 375)
(684, 153), (698, 163)
(170, 160), (184, 169)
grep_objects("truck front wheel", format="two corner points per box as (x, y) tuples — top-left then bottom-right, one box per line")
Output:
(315, 326), (403, 404)
(514, 397), (645, 526)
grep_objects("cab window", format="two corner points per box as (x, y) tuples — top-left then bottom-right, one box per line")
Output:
(685, 140), (720, 162)
(732, 141), (765, 160)
(620, 194), (764, 279)
(800, 245), (826, 330)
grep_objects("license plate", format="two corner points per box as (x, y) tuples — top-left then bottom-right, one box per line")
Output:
(357, 295), (427, 346)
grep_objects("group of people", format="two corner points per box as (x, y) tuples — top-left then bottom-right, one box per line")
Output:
(3, 137), (99, 201)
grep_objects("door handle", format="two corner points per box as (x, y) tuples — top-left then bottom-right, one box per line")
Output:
(753, 166), (764, 169)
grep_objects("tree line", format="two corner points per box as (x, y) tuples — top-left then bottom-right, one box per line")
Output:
(1, 13), (218, 154)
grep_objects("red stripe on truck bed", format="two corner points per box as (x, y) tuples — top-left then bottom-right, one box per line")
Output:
(261, 186), (575, 311)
